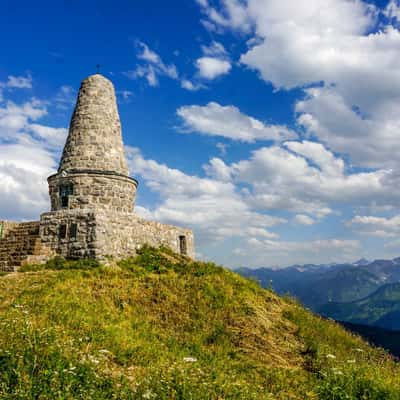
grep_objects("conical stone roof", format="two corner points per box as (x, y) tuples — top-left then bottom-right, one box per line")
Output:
(58, 74), (129, 176)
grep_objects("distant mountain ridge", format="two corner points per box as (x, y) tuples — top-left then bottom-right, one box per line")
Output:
(237, 256), (400, 331)
(320, 282), (400, 331)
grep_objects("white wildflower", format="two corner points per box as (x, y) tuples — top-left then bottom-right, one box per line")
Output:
(326, 354), (336, 359)
(183, 357), (197, 362)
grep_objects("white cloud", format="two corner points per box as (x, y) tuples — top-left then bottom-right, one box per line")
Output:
(196, 57), (231, 80)
(201, 0), (400, 169)
(0, 100), (47, 140)
(125, 41), (178, 87)
(248, 237), (360, 253)
(348, 215), (400, 238)
(216, 142), (228, 156)
(296, 85), (400, 168)
(203, 157), (232, 181)
(385, 0), (400, 20)
(180, 79), (204, 91)
(229, 141), (395, 217)
(0, 78), (66, 220)
(126, 146), (285, 245)
(54, 85), (76, 110)
(5, 74), (32, 89)
(196, 0), (252, 33)
(294, 214), (316, 225)
(239, 0), (378, 89)
(177, 102), (296, 142)
(233, 237), (361, 267)
(29, 124), (68, 149)
(201, 41), (228, 57)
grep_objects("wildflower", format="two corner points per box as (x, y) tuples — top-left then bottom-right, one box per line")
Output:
(326, 354), (336, 359)
(355, 348), (364, 352)
(347, 359), (356, 363)
(183, 357), (197, 362)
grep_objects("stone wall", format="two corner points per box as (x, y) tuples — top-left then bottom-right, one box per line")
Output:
(40, 210), (97, 259)
(39, 211), (195, 261)
(95, 212), (195, 259)
(0, 220), (19, 239)
(48, 172), (137, 213)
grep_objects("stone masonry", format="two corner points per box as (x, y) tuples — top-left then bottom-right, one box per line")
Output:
(0, 74), (194, 271)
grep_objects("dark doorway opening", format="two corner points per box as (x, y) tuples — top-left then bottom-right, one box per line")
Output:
(59, 224), (67, 239)
(69, 223), (78, 239)
(179, 235), (187, 255)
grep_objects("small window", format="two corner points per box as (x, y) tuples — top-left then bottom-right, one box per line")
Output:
(59, 183), (73, 196)
(69, 223), (77, 239)
(59, 224), (67, 239)
(179, 235), (187, 255)
(59, 183), (73, 209)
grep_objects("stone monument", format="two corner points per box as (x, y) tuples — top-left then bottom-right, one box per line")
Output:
(0, 74), (194, 271)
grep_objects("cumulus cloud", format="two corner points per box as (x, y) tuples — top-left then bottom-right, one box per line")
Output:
(348, 215), (400, 238)
(199, 0), (400, 169)
(201, 41), (228, 57)
(0, 78), (66, 220)
(126, 146), (285, 245)
(124, 41), (178, 87)
(196, 0), (252, 33)
(196, 57), (231, 80)
(0, 142), (56, 220)
(231, 141), (391, 216)
(5, 74), (32, 89)
(233, 237), (361, 267)
(177, 102), (296, 142)
(294, 214), (316, 226)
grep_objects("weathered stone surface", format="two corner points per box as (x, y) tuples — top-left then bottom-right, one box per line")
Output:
(0, 73), (195, 271)
(40, 211), (194, 260)
(48, 172), (137, 213)
(0, 221), (53, 271)
(59, 74), (129, 175)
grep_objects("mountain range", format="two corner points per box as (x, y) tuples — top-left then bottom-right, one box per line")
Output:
(237, 257), (400, 331)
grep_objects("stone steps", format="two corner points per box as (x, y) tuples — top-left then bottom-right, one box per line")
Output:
(0, 221), (46, 272)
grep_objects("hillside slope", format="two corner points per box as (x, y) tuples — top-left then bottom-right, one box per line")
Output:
(0, 247), (399, 399)
(319, 282), (400, 331)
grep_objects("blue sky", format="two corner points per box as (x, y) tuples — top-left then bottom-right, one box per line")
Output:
(1, 0), (400, 268)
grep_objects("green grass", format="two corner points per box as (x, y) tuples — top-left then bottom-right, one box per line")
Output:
(0, 246), (399, 399)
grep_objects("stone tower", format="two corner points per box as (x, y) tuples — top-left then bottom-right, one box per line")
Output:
(48, 74), (137, 213)
(38, 74), (194, 261)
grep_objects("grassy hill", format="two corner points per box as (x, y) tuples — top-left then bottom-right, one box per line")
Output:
(0, 247), (400, 399)
(319, 283), (400, 331)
